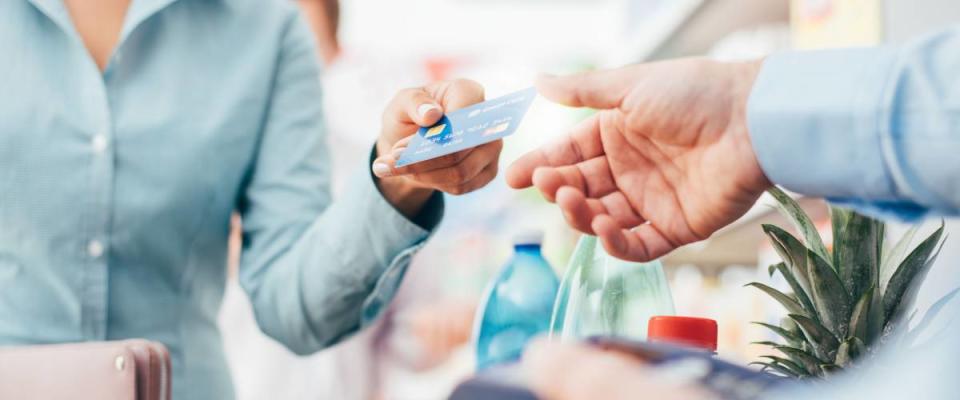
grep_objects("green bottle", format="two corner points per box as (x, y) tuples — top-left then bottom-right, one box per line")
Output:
(550, 235), (675, 341)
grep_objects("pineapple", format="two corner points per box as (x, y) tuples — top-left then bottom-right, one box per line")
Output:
(749, 187), (953, 378)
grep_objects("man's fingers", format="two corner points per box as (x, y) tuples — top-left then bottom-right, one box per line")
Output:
(555, 186), (601, 234)
(531, 167), (565, 202)
(597, 192), (646, 228)
(505, 148), (548, 189)
(554, 186), (646, 235)
(593, 216), (676, 262)
(506, 114), (605, 189)
(530, 156), (618, 202)
(535, 68), (633, 110)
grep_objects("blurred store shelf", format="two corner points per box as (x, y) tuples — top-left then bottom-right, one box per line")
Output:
(642, 0), (789, 61)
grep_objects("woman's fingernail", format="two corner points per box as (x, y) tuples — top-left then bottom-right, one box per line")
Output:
(372, 162), (392, 177)
(417, 103), (441, 118)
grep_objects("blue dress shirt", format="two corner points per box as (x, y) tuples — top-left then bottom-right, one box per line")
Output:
(0, 1), (441, 399)
(749, 26), (960, 221)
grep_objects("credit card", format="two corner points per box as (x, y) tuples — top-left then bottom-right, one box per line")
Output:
(395, 87), (537, 167)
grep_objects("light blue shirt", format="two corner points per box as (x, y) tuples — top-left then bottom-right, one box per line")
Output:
(749, 26), (960, 221)
(748, 27), (960, 399)
(0, 1), (442, 399)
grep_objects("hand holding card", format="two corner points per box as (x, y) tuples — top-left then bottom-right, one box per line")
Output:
(373, 84), (536, 196)
(394, 86), (537, 167)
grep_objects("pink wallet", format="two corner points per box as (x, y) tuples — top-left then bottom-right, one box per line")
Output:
(0, 339), (171, 400)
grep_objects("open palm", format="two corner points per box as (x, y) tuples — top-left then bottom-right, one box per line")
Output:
(506, 59), (770, 261)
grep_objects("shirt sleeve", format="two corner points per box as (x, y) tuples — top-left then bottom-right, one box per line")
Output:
(236, 12), (443, 355)
(747, 26), (960, 221)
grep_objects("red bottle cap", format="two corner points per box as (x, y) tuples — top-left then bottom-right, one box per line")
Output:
(647, 316), (718, 351)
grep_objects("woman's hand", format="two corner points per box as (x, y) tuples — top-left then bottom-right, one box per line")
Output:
(373, 79), (502, 218)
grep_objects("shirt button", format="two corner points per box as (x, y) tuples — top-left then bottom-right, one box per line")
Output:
(92, 134), (109, 153)
(87, 240), (105, 258)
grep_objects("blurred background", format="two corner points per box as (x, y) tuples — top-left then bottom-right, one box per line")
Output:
(216, 0), (960, 399)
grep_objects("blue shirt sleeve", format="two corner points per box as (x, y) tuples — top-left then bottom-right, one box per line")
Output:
(747, 26), (960, 221)
(235, 13), (442, 355)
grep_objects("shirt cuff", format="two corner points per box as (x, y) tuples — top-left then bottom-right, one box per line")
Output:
(747, 47), (901, 201)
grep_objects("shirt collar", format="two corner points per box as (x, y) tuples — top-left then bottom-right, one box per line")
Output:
(25, 0), (71, 33)
(26, 0), (182, 44)
(121, 0), (181, 41)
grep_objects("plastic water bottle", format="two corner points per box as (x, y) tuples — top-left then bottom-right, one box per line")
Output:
(473, 231), (559, 371)
(550, 235), (675, 341)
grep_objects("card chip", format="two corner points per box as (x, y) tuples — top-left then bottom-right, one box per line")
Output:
(424, 124), (447, 138)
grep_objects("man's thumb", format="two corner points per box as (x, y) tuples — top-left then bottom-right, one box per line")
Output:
(535, 68), (631, 110)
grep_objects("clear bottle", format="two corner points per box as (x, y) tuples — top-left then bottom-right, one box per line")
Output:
(473, 231), (559, 371)
(550, 235), (675, 341)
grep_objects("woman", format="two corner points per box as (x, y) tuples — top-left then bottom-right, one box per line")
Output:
(0, 1), (502, 399)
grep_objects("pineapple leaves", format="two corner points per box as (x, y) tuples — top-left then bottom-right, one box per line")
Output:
(834, 343), (851, 367)
(746, 282), (807, 318)
(834, 337), (865, 367)
(762, 225), (815, 309)
(752, 195), (950, 381)
(767, 187), (831, 265)
(807, 249), (852, 337)
(756, 356), (808, 377)
(876, 222), (886, 279)
(751, 341), (781, 347)
(830, 207), (883, 302)
(880, 226), (918, 293)
(788, 314), (839, 360)
(770, 262), (817, 315)
(883, 223), (945, 323)
(751, 361), (802, 378)
(848, 285), (878, 342)
(774, 345), (825, 375)
(819, 364), (841, 377)
(753, 322), (803, 343)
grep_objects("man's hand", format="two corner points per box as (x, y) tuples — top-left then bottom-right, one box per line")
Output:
(523, 339), (716, 400)
(374, 79), (501, 218)
(506, 59), (771, 261)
